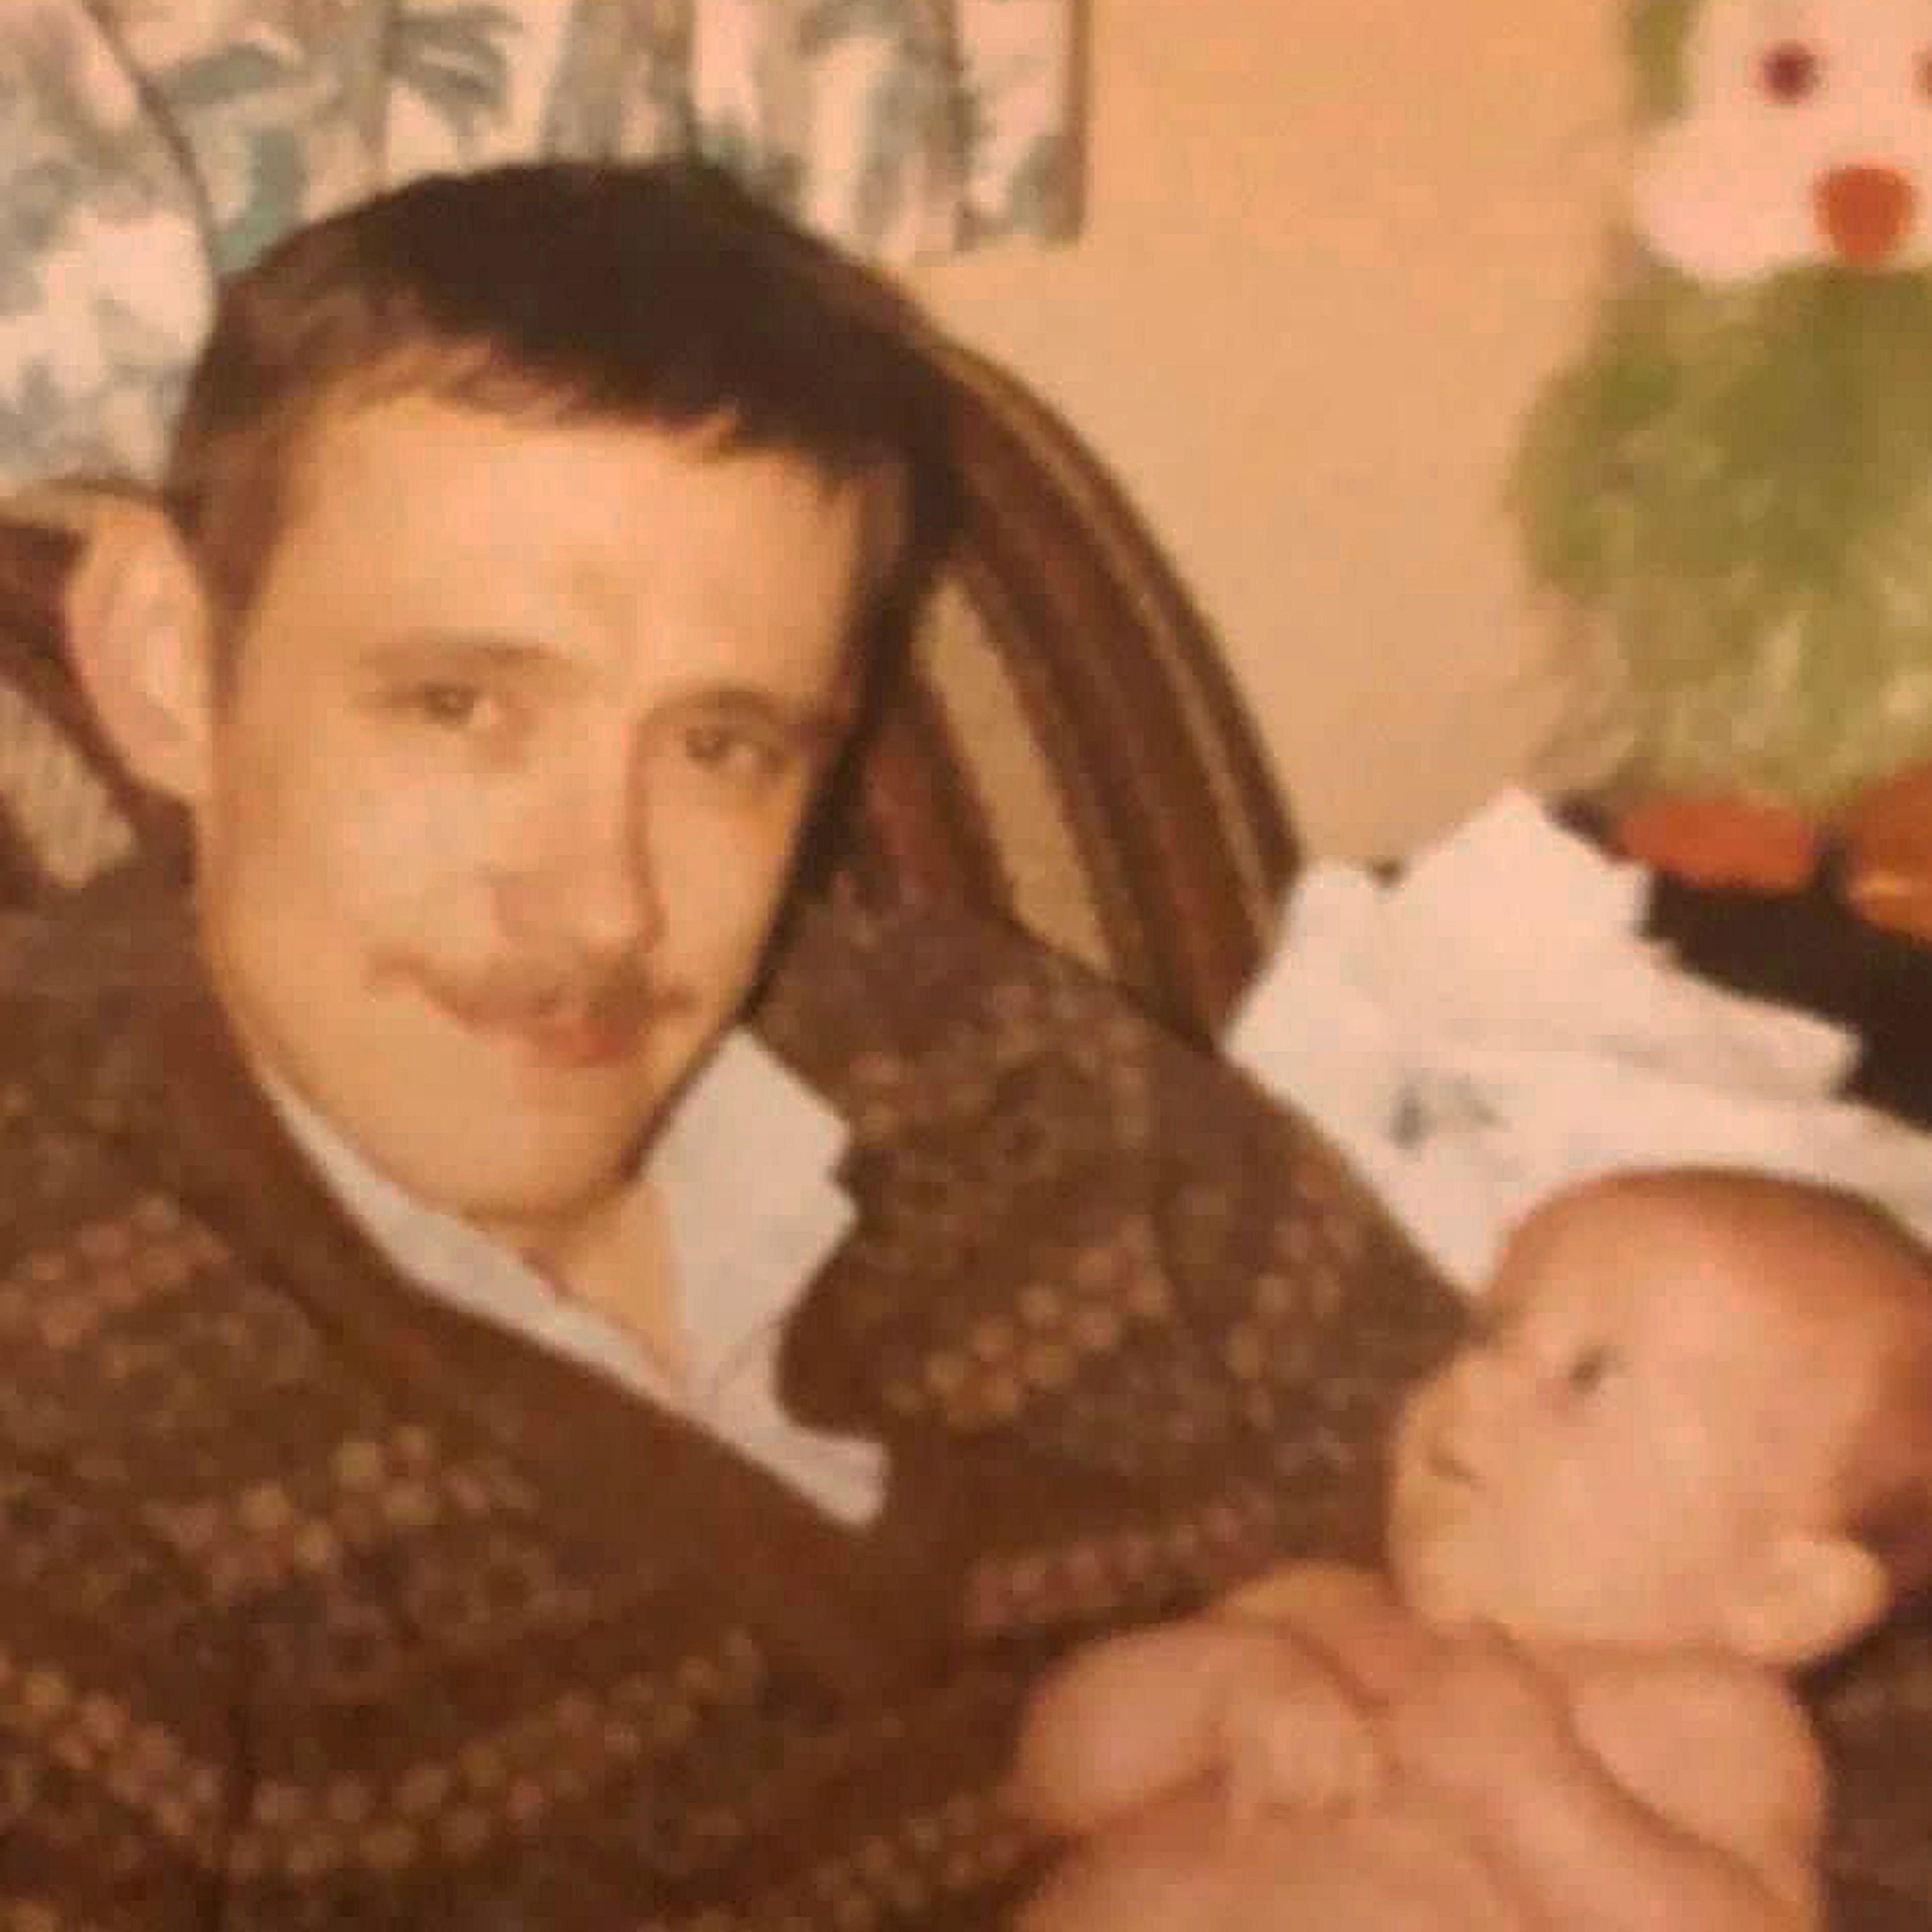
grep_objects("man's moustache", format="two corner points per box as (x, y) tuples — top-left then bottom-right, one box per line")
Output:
(392, 956), (691, 1038)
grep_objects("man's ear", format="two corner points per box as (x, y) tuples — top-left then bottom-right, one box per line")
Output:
(63, 497), (217, 804)
(1719, 1531), (1892, 1667)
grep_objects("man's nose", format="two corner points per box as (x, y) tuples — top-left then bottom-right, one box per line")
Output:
(496, 767), (665, 952)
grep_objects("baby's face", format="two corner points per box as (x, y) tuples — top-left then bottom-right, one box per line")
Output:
(1388, 1192), (1849, 1646)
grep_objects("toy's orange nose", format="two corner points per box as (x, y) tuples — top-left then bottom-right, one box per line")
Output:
(1815, 163), (1918, 267)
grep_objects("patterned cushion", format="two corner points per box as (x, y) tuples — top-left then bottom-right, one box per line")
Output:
(0, 331), (1296, 1040)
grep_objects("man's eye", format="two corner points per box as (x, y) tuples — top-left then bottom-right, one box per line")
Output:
(683, 722), (788, 784)
(401, 682), (492, 730)
(1566, 1345), (1618, 1396)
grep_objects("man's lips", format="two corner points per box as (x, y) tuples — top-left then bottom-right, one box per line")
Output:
(483, 1005), (649, 1069)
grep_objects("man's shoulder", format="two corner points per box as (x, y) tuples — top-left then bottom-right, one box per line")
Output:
(755, 893), (1334, 1314)
(757, 896), (1154, 1061)
(0, 888), (345, 1480)
(759, 891), (1450, 1347)
(0, 877), (200, 1088)
(754, 894), (1281, 1153)
(768, 897), (1465, 1622)
(0, 1063), (316, 1480)
(0, 884), (201, 1246)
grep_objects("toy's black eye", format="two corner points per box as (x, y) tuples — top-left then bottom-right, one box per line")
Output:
(1760, 40), (1823, 102)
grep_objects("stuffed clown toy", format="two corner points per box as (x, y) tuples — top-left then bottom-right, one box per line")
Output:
(1516, 0), (1932, 936)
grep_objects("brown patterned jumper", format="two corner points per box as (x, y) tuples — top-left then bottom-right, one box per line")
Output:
(0, 875), (1464, 1930)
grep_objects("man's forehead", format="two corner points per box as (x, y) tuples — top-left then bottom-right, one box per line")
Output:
(290, 390), (860, 510)
(280, 397), (867, 577)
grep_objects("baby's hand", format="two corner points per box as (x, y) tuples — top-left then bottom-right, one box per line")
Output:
(1377, 1628), (1579, 1812)
(1220, 1666), (1384, 1825)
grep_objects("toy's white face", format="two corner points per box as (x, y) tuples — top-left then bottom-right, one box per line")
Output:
(1636, 0), (1932, 282)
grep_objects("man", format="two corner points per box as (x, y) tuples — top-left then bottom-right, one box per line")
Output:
(0, 160), (1457, 1926)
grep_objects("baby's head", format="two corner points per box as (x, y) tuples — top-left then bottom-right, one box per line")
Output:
(1389, 1168), (1932, 1665)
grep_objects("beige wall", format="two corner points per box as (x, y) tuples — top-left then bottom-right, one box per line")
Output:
(911, 0), (1630, 860)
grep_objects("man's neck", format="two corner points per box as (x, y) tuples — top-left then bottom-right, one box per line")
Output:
(253, 1027), (855, 1426)
(256, 1061), (692, 1389)
(518, 1175), (687, 1391)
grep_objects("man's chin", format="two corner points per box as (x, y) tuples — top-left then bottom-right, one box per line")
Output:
(370, 1103), (658, 1227)
(443, 1158), (646, 1254)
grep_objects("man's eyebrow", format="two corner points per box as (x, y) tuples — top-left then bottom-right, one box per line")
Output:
(679, 683), (855, 745)
(352, 633), (569, 679)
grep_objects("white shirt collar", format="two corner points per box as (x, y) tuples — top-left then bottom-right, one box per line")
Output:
(262, 1029), (884, 1525)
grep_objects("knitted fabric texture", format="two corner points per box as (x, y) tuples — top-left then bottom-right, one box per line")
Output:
(0, 880), (1461, 1930)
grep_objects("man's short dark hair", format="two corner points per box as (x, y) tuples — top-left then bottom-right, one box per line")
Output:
(164, 159), (963, 679)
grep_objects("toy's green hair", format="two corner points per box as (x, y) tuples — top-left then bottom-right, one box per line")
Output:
(1517, 2), (1932, 807)
(1631, 0), (1699, 122)
(1514, 266), (1932, 806)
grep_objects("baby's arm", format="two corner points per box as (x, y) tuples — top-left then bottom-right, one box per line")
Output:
(1383, 1637), (1824, 1932)
(1014, 1576), (1390, 1833)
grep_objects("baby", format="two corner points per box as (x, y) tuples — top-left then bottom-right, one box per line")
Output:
(1013, 1168), (1932, 1932)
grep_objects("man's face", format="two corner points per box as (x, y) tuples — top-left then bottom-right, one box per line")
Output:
(1386, 1195), (1854, 1647)
(184, 396), (868, 1257)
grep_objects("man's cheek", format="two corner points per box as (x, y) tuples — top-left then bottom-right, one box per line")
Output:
(333, 789), (490, 879)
